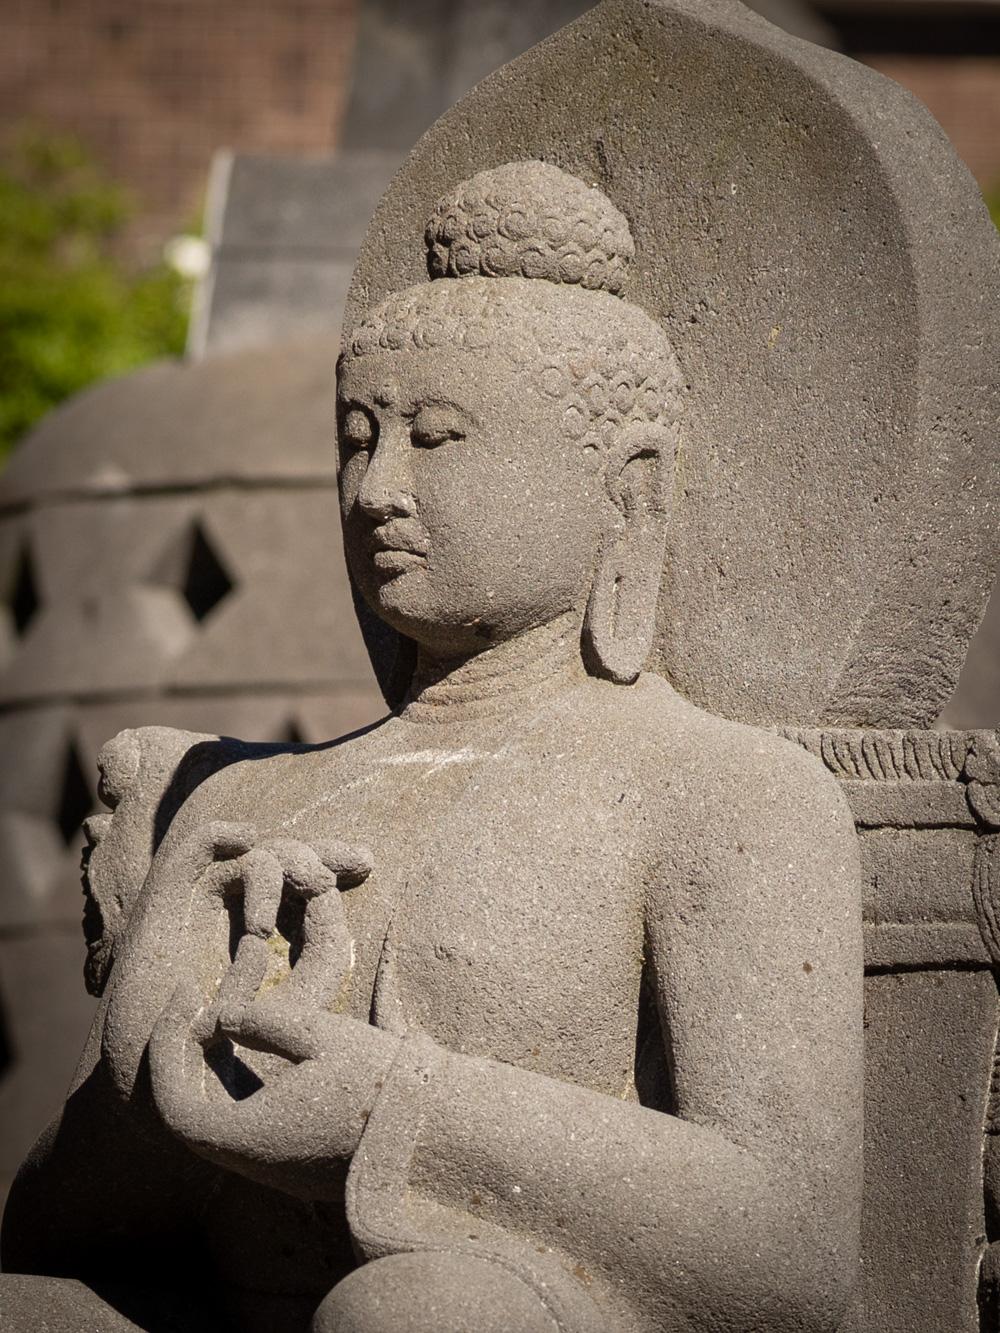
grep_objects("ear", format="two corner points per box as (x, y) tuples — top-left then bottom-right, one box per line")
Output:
(582, 424), (674, 684)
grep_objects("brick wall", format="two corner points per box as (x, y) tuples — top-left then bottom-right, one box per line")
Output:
(0, 0), (359, 261)
(0, 2), (996, 262)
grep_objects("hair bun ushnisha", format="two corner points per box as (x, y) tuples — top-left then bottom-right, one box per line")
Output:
(424, 161), (635, 296)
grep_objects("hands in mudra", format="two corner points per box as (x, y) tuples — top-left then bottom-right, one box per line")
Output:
(144, 824), (398, 1197)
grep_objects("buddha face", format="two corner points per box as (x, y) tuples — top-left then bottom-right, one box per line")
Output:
(337, 343), (606, 656)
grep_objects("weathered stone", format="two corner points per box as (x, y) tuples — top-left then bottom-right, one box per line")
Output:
(0, 339), (384, 1215)
(347, 0), (1000, 728)
(201, 256), (355, 357)
(862, 969), (995, 1333)
(3, 3), (999, 1331)
(0, 338), (342, 502)
(3, 152), (869, 1332)
(0, 1276), (144, 1331)
(218, 153), (401, 254)
(195, 2), (834, 359)
(339, 1), (592, 154)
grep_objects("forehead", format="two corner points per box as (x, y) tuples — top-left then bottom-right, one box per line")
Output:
(338, 346), (524, 409)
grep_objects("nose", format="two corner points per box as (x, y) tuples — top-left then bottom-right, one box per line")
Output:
(356, 432), (415, 521)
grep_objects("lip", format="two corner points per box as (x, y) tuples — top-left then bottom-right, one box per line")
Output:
(369, 522), (429, 579)
(372, 548), (426, 577)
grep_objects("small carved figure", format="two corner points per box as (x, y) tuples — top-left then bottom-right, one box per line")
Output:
(3, 162), (863, 1333)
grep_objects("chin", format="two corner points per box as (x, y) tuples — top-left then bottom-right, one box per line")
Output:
(367, 574), (439, 638)
(371, 582), (501, 651)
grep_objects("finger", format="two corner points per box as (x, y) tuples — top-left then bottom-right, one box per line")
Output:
(217, 996), (325, 1063)
(204, 821), (258, 857)
(149, 983), (260, 1155)
(238, 848), (286, 936)
(171, 821), (258, 890)
(312, 840), (373, 887)
(260, 839), (340, 899)
(212, 934), (270, 1017)
(282, 890), (352, 1010)
(148, 980), (209, 1100)
(197, 858), (243, 899)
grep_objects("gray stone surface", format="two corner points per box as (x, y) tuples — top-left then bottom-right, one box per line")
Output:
(197, 0), (830, 359)
(202, 256), (355, 356)
(863, 969), (995, 1333)
(340, 0), (831, 154)
(193, 152), (397, 359)
(785, 726), (1000, 1329)
(4, 155), (870, 1332)
(0, 338), (344, 501)
(339, 1), (595, 153)
(347, 0), (1000, 729)
(0, 1276), (144, 1331)
(0, 339), (384, 1214)
(219, 154), (400, 253)
(2, 3), (999, 1331)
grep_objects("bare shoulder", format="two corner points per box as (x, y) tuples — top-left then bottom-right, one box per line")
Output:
(604, 673), (860, 900)
(86, 725), (345, 992)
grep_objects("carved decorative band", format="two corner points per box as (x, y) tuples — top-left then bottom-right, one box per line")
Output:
(973, 835), (1000, 970)
(779, 727), (978, 784)
(781, 727), (1000, 820)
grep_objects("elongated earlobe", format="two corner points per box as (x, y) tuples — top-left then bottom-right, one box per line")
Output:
(582, 427), (673, 684)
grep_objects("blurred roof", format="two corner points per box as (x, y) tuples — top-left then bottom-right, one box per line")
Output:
(0, 338), (341, 510)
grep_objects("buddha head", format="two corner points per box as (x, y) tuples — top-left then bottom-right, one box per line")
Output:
(337, 160), (682, 702)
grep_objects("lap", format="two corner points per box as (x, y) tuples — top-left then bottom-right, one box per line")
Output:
(311, 1251), (561, 1333)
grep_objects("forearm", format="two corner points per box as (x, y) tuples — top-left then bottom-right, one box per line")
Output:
(351, 1035), (851, 1333)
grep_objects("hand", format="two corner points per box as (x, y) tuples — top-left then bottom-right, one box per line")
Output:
(148, 982), (399, 1197)
(189, 830), (373, 1029)
(102, 821), (372, 1109)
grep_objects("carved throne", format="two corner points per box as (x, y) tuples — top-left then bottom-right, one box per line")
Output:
(344, 2), (1000, 1328)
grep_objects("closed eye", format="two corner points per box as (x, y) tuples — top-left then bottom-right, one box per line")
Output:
(340, 405), (377, 451)
(411, 405), (467, 448)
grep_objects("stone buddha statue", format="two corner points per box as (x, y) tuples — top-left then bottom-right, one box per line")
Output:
(2, 162), (863, 1333)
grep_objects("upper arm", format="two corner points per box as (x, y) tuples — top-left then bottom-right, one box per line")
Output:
(645, 735), (863, 1179)
(84, 726), (235, 995)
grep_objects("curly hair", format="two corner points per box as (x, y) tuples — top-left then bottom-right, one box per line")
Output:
(344, 161), (682, 448)
(424, 160), (634, 295)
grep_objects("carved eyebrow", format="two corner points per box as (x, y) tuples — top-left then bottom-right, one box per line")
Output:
(411, 397), (479, 426)
(336, 392), (479, 427)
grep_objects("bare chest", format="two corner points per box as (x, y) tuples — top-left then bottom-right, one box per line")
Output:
(247, 740), (647, 1094)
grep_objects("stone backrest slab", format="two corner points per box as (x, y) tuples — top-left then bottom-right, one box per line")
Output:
(345, 0), (1000, 727)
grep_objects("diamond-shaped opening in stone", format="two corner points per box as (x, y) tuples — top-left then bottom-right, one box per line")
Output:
(56, 743), (92, 846)
(8, 542), (40, 635)
(152, 520), (236, 624)
(181, 522), (235, 623)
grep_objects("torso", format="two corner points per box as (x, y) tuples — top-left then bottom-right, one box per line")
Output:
(111, 673), (752, 1316)
(200, 677), (654, 1096)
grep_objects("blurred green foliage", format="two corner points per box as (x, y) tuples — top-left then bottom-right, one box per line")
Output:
(0, 129), (190, 457)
